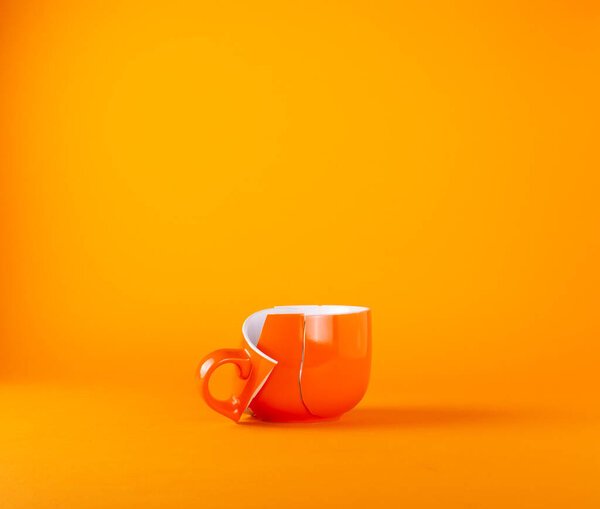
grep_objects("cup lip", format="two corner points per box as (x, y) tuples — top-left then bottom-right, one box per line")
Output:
(241, 305), (370, 363)
(273, 305), (370, 316)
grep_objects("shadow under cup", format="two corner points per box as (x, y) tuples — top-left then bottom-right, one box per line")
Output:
(198, 305), (371, 423)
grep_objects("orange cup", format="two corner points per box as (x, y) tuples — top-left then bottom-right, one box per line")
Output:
(197, 306), (371, 423)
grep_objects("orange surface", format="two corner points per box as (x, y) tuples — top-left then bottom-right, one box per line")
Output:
(1, 0), (599, 507)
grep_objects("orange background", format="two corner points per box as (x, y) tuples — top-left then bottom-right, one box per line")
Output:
(1, 1), (599, 507)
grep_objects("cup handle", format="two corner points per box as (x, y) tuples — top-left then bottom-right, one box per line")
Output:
(196, 348), (253, 422)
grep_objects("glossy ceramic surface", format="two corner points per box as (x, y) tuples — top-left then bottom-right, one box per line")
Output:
(197, 305), (371, 423)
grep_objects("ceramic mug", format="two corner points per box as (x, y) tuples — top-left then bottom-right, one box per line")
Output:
(197, 305), (371, 423)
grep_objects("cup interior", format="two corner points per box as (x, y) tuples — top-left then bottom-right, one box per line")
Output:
(242, 305), (369, 347)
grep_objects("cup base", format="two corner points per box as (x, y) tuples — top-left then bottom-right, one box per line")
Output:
(250, 414), (342, 424)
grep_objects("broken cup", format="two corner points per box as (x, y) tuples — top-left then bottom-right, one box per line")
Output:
(197, 305), (371, 423)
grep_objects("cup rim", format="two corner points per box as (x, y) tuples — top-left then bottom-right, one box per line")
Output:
(242, 305), (370, 362)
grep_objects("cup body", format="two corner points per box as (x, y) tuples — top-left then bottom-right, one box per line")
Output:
(198, 305), (371, 423)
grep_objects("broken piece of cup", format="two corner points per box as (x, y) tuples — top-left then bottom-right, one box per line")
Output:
(196, 305), (371, 423)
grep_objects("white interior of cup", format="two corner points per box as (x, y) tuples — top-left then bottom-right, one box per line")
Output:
(242, 305), (369, 348)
